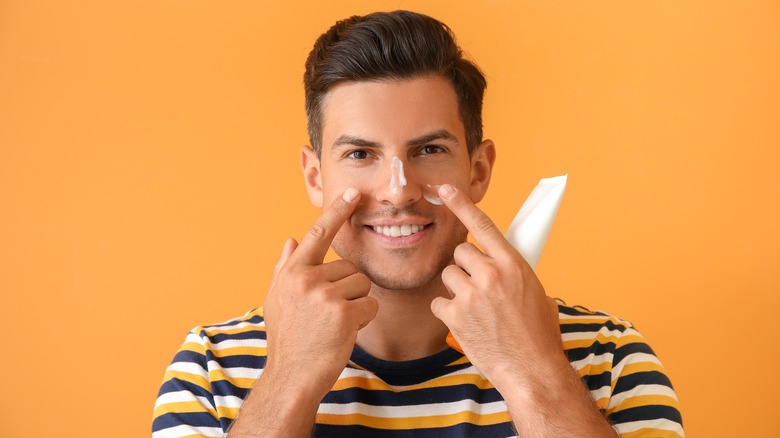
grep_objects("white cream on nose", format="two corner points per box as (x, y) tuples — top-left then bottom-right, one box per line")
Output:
(389, 156), (407, 194)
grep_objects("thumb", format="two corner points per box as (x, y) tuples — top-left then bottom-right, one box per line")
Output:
(430, 296), (450, 322)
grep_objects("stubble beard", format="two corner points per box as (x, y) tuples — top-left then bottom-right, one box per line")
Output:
(332, 226), (469, 292)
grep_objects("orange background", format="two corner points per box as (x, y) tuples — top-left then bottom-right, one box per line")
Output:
(1, 1), (778, 436)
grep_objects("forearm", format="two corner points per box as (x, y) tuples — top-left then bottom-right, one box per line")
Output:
(227, 366), (322, 438)
(496, 355), (618, 438)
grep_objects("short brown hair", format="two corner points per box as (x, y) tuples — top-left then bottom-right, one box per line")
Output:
(304, 10), (487, 157)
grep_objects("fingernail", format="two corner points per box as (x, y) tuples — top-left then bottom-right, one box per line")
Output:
(438, 184), (456, 200)
(342, 187), (359, 202)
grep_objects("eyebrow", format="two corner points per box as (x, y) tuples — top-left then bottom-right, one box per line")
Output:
(332, 129), (460, 149)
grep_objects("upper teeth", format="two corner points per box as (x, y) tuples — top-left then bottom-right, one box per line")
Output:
(373, 224), (425, 237)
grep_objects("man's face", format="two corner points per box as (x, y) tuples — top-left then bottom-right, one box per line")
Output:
(302, 76), (494, 291)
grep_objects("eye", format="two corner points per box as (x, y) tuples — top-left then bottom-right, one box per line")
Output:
(419, 145), (446, 155)
(346, 149), (370, 160)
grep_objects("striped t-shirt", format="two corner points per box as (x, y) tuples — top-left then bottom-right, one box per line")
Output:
(153, 301), (684, 437)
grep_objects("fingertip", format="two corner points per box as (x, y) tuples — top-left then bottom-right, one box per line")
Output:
(342, 187), (360, 203)
(438, 184), (456, 201)
(283, 237), (298, 254)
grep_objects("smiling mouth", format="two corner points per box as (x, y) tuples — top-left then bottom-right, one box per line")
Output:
(371, 224), (426, 237)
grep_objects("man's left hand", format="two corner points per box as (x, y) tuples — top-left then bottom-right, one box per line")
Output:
(430, 183), (566, 388)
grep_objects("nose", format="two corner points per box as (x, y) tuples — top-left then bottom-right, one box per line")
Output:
(373, 156), (423, 207)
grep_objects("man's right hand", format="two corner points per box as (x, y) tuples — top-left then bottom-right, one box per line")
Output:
(261, 187), (377, 400)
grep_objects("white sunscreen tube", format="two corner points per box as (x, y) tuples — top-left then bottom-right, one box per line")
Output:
(504, 174), (567, 269)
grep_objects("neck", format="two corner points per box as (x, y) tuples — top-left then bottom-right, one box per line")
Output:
(355, 278), (451, 362)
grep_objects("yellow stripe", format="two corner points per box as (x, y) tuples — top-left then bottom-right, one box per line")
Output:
(559, 316), (629, 326)
(608, 394), (680, 414)
(202, 323), (266, 337)
(215, 406), (241, 421)
(618, 360), (666, 378)
(572, 358), (612, 377)
(208, 368), (257, 389)
(153, 400), (218, 419)
(179, 341), (206, 354)
(207, 345), (267, 358)
(316, 410), (511, 428)
(620, 428), (684, 438)
(163, 369), (211, 392)
(176, 435), (221, 438)
(563, 333), (645, 350)
(592, 395), (610, 411)
(332, 372), (494, 392)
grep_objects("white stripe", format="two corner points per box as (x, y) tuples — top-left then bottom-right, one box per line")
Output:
(206, 338), (267, 350)
(206, 363), (263, 379)
(155, 390), (215, 410)
(614, 418), (685, 436)
(559, 313), (612, 321)
(168, 361), (208, 377)
(612, 352), (662, 382)
(568, 351), (614, 372)
(589, 384), (612, 402)
(609, 384), (679, 408)
(184, 332), (205, 344)
(201, 319), (265, 334)
(318, 399), (508, 418)
(561, 327), (624, 342)
(152, 424), (224, 438)
(213, 394), (245, 410)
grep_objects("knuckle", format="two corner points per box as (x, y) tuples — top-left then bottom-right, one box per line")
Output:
(306, 221), (329, 241)
(355, 273), (371, 290)
(472, 213), (495, 234)
(334, 259), (359, 275)
(295, 268), (321, 290)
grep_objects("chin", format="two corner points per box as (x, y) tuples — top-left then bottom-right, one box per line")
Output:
(362, 266), (443, 291)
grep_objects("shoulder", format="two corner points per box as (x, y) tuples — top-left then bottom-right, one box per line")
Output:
(555, 298), (646, 357)
(188, 308), (267, 345)
(555, 299), (685, 437)
(161, 308), (267, 371)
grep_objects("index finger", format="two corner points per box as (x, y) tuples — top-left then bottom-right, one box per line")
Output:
(438, 184), (510, 258)
(294, 187), (361, 265)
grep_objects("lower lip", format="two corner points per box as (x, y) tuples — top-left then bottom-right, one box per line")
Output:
(365, 225), (431, 247)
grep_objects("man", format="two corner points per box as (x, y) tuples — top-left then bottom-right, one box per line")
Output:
(153, 10), (683, 437)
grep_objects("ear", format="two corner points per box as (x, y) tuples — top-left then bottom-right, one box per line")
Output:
(468, 139), (496, 203)
(301, 145), (323, 208)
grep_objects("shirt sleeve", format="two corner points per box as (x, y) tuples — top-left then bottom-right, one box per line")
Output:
(605, 326), (685, 438)
(152, 329), (226, 438)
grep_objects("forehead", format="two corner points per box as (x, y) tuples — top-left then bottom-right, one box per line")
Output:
(320, 76), (465, 151)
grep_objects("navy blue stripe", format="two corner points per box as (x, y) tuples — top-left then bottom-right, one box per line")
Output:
(209, 328), (267, 344)
(613, 370), (673, 395)
(557, 304), (607, 317)
(204, 352), (266, 369)
(153, 412), (221, 432)
(559, 320), (626, 334)
(323, 385), (504, 406)
(158, 378), (215, 401)
(314, 421), (516, 437)
(565, 341), (617, 362)
(614, 342), (656, 366)
(581, 370), (612, 392)
(171, 349), (207, 366)
(211, 379), (251, 399)
(609, 404), (683, 426)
